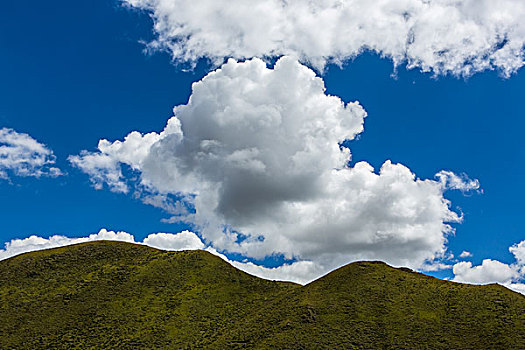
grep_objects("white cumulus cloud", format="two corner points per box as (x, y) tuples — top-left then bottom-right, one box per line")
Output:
(0, 128), (62, 180)
(0, 229), (135, 261)
(143, 230), (205, 251)
(453, 259), (519, 284)
(70, 57), (475, 275)
(68, 131), (163, 193)
(124, 0), (525, 76)
(206, 247), (322, 285)
(453, 240), (525, 295)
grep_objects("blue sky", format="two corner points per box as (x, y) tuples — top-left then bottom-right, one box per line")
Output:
(0, 0), (200, 240)
(1, 0), (524, 287)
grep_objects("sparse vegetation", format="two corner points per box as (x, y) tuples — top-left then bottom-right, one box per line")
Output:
(1, 241), (524, 349)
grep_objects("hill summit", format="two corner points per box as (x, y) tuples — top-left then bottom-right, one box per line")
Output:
(1, 241), (524, 349)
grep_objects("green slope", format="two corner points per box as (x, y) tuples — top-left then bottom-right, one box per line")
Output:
(0, 241), (524, 349)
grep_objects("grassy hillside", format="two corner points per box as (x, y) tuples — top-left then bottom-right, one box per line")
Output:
(0, 241), (524, 349)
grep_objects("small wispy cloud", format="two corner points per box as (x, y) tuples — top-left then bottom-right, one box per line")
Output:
(435, 171), (481, 194)
(0, 127), (62, 180)
(459, 251), (473, 258)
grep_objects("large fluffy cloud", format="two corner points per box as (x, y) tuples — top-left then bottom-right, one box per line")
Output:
(453, 240), (525, 295)
(0, 128), (62, 180)
(124, 0), (525, 76)
(70, 57), (477, 275)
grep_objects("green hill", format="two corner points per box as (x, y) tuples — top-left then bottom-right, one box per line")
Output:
(0, 241), (524, 349)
